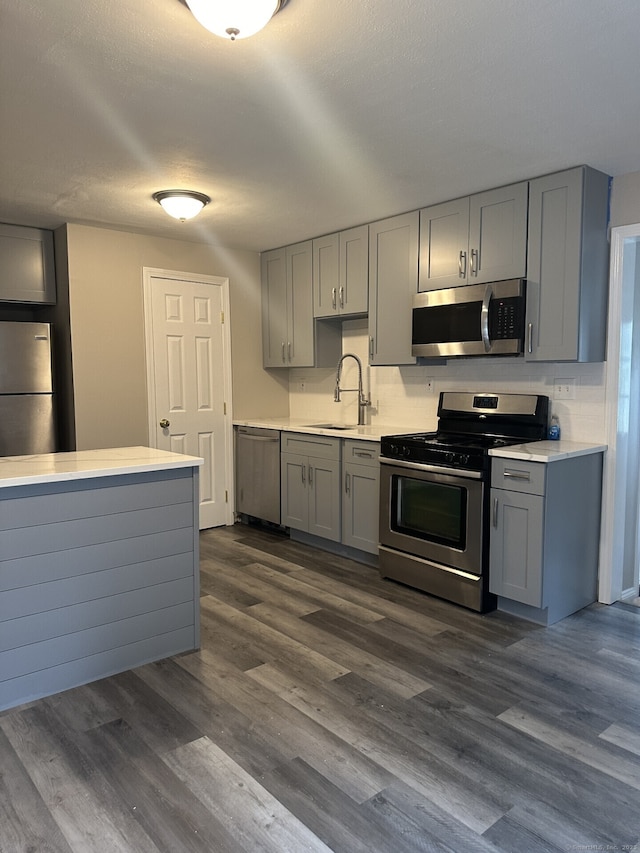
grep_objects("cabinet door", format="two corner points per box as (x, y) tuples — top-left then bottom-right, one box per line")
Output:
(468, 182), (528, 284)
(313, 233), (340, 318)
(368, 211), (418, 366)
(489, 488), (544, 607)
(261, 248), (288, 367)
(418, 197), (470, 291)
(281, 452), (309, 531)
(525, 166), (609, 363)
(340, 225), (369, 314)
(342, 461), (379, 554)
(0, 224), (56, 304)
(308, 456), (341, 542)
(286, 241), (315, 367)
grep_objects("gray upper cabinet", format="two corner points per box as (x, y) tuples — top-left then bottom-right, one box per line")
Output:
(368, 211), (418, 365)
(313, 225), (368, 318)
(0, 223), (56, 304)
(419, 182), (528, 291)
(262, 241), (341, 368)
(262, 241), (313, 367)
(261, 247), (288, 367)
(525, 166), (610, 362)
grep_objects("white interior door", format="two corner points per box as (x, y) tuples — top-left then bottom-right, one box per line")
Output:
(143, 268), (233, 529)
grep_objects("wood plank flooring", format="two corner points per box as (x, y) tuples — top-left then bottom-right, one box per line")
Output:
(2, 522), (640, 852)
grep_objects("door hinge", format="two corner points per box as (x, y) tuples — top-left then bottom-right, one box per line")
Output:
(225, 489), (228, 503)
(220, 311), (225, 324)
(224, 402), (227, 415)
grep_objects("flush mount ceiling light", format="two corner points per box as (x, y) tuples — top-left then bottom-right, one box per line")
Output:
(153, 190), (211, 221)
(184, 0), (288, 40)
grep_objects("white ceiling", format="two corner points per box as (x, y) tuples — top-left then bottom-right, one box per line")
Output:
(1, 0), (639, 253)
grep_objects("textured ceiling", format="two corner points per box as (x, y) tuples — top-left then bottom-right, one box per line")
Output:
(1, 0), (639, 252)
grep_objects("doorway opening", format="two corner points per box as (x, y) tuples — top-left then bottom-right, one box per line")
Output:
(600, 225), (640, 603)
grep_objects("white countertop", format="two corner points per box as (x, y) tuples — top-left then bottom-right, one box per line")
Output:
(233, 417), (430, 442)
(489, 439), (607, 463)
(0, 446), (203, 488)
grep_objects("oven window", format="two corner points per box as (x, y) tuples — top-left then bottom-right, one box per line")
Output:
(392, 475), (467, 548)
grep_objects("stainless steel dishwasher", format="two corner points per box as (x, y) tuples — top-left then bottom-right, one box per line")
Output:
(235, 426), (281, 524)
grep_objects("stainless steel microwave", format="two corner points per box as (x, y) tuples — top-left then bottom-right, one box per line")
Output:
(411, 279), (526, 358)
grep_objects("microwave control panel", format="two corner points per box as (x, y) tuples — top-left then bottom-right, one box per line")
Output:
(490, 297), (524, 340)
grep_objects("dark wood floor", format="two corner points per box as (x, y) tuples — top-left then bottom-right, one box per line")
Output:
(2, 523), (640, 852)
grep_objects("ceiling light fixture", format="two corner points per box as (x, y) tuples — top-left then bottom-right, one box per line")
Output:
(153, 190), (211, 221)
(184, 0), (288, 41)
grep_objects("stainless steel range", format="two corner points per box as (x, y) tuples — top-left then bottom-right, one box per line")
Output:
(379, 391), (549, 612)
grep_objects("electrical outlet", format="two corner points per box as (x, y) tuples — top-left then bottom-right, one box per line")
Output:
(554, 378), (575, 399)
(299, 380), (306, 392)
(426, 380), (435, 393)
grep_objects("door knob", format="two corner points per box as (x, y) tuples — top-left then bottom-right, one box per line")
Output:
(159, 418), (170, 429)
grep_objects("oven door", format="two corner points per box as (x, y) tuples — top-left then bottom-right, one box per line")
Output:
(379, 458), (485, 575)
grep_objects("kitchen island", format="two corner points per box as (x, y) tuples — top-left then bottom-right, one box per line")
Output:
(0, 446), (203, 711)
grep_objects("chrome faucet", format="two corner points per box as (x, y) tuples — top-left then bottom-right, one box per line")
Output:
(334, 353), (370, 425)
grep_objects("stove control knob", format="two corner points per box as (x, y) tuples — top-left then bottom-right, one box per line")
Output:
(445, 451), (455, 464)
(460, 454), (469, 466)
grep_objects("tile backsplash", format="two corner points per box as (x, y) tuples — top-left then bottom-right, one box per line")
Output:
(288, 319), (607, 441)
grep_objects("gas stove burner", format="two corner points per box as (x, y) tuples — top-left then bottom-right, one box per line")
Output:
(380, 391), (550, 473)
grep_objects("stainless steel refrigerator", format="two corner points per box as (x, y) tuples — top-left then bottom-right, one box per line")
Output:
(0, 321), (56, 456)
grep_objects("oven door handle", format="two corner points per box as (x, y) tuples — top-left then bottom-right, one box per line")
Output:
(481, 284), (493, 353)
(378, 457), (484, 480)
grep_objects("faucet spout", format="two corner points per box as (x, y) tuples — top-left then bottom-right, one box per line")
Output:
(333, 353), (370, 425)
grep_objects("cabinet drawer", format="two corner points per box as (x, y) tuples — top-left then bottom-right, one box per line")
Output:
(281, 432), (340, 460)
(343, 439), (379, 467)
(491, 458), (546, 495)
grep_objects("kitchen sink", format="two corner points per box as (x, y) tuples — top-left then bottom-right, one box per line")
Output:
(305, 423), (356, 430)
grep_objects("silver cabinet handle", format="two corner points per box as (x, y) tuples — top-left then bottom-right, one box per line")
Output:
(288, 341), (292, 361)
(481, 284), (493, 353)
(339, 286), (344, 308)
(301, 465), (306, 484)
(369, 336), (374, 360)
(309, 466), (313, 486)
(332, 287), (337, 309)
(281, 342), (286, 363)
(345, 472), (351, 494)
(527, 322), (533, 354)
(458, 250), (467, 278)
(492, 497), (498, 528)
(355, 450), (373, 458)
(503, 470), (531, 481)
(159, 418), (170, 429)
(470, 248), (479, 276)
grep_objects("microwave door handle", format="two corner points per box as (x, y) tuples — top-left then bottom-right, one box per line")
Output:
(481, 284), (493, 352)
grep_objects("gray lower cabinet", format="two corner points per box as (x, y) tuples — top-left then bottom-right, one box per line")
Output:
(525, 165), (610, 362)
(0, 223), (56, 304)
(342, 439), (379, 554)
(0, 466), (200, 711)
(489, 453), (603, 625)
(281, 432), (341, 542)
(418, 182), (529, 291)
(368, 211), (418, 366)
